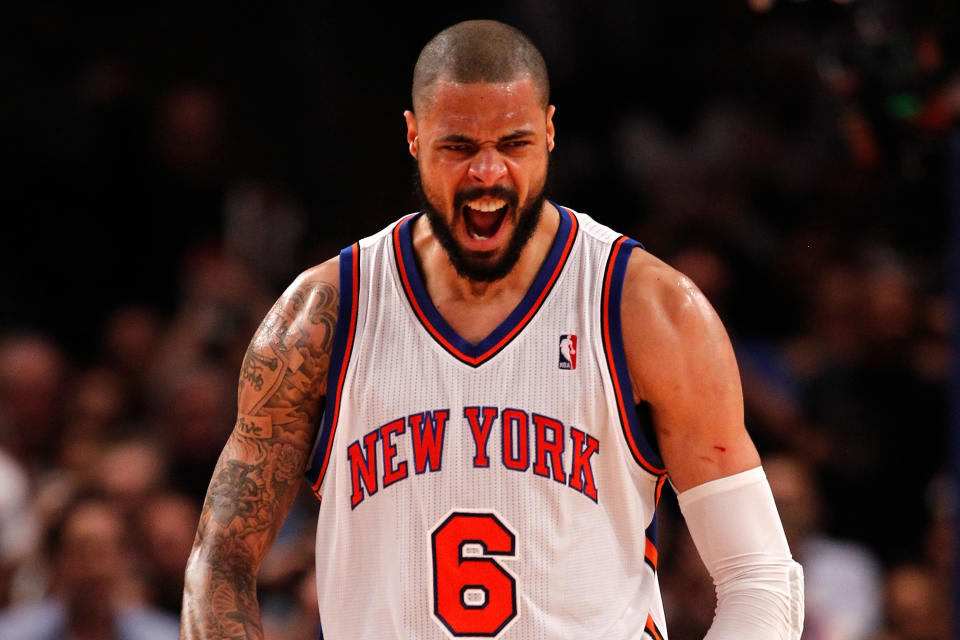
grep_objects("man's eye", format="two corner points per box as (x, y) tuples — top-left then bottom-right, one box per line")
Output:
(443, 144), (471, 152)
(502, 140), (531, 149)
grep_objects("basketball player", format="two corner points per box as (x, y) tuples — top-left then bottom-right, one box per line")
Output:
(182, 20), (804, 639)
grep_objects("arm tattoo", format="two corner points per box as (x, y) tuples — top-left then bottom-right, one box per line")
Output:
(182, 279), (338, 640)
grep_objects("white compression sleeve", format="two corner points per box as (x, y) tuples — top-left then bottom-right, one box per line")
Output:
(677, 466), (804, 640)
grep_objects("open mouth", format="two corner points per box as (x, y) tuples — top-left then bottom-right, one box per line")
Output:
(462, 198), (509, 241)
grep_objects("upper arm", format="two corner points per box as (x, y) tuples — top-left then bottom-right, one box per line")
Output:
(620, 250), (760, 492)
(236, 258), (340, 449)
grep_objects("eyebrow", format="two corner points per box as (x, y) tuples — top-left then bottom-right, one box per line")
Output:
(437, 134), (475, 144)
(436, 129), (537, 144)
(500, 129), (536, 141)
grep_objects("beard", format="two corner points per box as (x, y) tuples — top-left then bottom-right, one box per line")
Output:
(413, 165), (548, 283)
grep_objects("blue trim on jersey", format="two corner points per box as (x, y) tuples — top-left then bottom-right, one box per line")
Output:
(646, 512), (658, 548)
(305, 244), (358, 494)
(644, 512), (659, 572)
(395, 202), (575, 361)
(605, 238), (666, 472)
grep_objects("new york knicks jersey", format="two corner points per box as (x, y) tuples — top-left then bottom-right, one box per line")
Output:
(306, 205), (669, 639)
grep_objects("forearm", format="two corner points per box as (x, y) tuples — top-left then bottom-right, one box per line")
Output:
(179, 427), (311, 639)
(678, 467), (804, 640)
(181, 543), (263, 640)
(703, 556), (804, 639)
(180, 442), (285, 640)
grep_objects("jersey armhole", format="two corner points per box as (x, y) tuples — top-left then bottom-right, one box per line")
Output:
(305, 243), (361, 499)
(600, 237), (667, 477)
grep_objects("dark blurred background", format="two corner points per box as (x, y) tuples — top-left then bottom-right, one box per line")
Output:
(0, 1), (957, 639)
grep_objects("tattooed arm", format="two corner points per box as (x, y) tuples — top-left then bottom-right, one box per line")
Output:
(181, 259), (339, 640)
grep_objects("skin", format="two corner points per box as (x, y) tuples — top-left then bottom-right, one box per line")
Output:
(58, 502), (127, 638)
(181, 73), (760, 638)
(181, 261), (338, 640)
(620, 252), (760, 491)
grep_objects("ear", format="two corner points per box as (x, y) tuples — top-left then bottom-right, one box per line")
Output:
(545, 105), (556, 152)
(404, 110), (419, 158)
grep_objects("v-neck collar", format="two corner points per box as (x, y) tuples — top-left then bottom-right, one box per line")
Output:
(392, 202), (579, 368)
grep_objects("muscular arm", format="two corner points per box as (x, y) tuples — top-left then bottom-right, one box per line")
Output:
(622, 250), (803, 638)
(621, 250), (759, 491)
(181, 259), (339, 640)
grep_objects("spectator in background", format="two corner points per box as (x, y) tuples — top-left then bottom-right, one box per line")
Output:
(0, 494), (179, 640)
(94, 438), (170, 522)
(0, 334), (68, 474)
(658, 511), (717, 639)
(101, 305), (165, 422)
(57, 368), (131, 490)
(136, 492), (200, 618)
(153, 362), (236, 502)
(873, 563), (950, 640)
(795, 252), (947, 562)
(262, 567), (320, 640)
(766, 454), (883, 640)
(0, 447), (36, 609)
(152, 249), (273, 380)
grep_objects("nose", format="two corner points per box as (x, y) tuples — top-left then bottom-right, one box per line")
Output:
(467, 146), (508, 186)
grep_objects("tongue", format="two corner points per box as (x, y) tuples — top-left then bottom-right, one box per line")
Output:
(466, 207), (502, 238)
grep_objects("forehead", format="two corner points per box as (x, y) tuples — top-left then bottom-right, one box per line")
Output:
(62, 504), (123, 550)
(418, 77), (545, 136)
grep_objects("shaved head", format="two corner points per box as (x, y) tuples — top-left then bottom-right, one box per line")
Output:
(412, 20), (549, 113)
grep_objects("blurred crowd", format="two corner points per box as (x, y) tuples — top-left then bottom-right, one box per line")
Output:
(1, 1), (957, 639)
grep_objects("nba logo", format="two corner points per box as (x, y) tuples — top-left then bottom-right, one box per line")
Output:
(559, 335), (577, 370)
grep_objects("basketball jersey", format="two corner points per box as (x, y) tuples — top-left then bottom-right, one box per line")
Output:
(306, 204), (669, 639)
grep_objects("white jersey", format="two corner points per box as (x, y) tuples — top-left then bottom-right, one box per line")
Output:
(306, 205), (669, 640)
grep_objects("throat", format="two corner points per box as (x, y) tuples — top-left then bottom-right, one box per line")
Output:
(436, 293), (522, 345)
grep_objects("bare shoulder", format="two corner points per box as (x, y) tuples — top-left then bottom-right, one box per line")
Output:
(282, 256), (341, 320)
(291, 256), (340, 289)
(620, 249), (731, 400)
(240, 256), (341, 422)
(262, 256), (341, 350)
(619, 248), (758, 491)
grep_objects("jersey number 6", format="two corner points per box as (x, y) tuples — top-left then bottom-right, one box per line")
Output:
(431, 512), (518, 637)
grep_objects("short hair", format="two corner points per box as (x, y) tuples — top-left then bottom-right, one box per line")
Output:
(412, 20), (549, 113)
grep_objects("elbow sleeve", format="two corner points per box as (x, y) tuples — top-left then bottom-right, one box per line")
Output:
(677, 467), (804, 640)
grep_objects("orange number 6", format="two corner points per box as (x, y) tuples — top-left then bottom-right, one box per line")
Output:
(431, 512), (517, 637)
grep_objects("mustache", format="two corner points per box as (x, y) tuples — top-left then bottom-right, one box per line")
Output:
(453, 186), (519, 213)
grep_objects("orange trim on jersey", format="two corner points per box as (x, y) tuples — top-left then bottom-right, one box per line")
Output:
(645, 614), (665, 640)
(392, 211), (578, 367)
(655, 474), (666, 507)
(312, 243), (360, 496)
(644, 537), (659, 571)
(601, 237), (667, 476)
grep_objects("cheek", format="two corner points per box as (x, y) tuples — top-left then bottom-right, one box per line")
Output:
(418, 162), (453, 207)
(513, 157), (547, 197)
(423, 159), (466, 198)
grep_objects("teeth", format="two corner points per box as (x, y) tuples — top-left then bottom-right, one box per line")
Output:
(469, 231), (492, 240)
(466, 199), (506, 213)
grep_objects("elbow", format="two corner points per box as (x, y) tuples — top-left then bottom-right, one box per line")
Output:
(182, 544), (207, 597)
(709, 556), (805, 640)
(180, 546), (209, 632)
